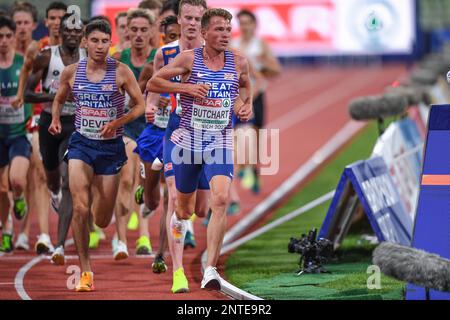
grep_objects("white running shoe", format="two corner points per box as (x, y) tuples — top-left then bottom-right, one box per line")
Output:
(35, 233), (54, 255)
(15, 233), (30, 251)
(51, 246), (65, 265)
(113, 240), (129, 260)
(201, 266), (222, 291)
(50, 191), (62, 214)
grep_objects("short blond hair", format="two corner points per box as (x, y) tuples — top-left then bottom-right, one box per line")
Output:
(127, 8), (155, 26)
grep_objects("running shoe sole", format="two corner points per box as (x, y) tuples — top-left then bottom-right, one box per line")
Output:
(173, 288), (189, 294)
(51, 253), (65, 265)
(152, 262), (167, 274)
(114, 251), (128, 261)
(36, 243), (50, 255)
(136, 246), (151, 255)
(75, 285), (94, 292)
(202, 279), (221, 291)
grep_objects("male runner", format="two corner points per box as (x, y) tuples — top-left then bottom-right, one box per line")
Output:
(143, 0), (209, 293)
(24, 13), (85, 263)
(109, 12), (130, 57)
(134, 13), (181, 276)
(149, 8), (252, 291)
(10, 1), (37, 56)
(49, 19), (145, 292)
(112, 8), (157, 259)
(0, 15), (32, 252)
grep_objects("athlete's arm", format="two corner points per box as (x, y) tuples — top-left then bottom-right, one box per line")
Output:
(138, 62), (154, 92)
(260, 40), (281, 78)
(148, 51), (209, 98)
(49, 64), (76, 135)
(145, 48), (167, 123)
(24, 49), (53, 103)
(235, 55), (253, 122)
(12, 41), (39, 109)
(100, 63), (145, 138)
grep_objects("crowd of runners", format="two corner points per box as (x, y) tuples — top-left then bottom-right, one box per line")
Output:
(0, 0), (280, 293)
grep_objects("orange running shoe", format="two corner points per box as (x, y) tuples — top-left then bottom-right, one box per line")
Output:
(75, 272), (94, 292)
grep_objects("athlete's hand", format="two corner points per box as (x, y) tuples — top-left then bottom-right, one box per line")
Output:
(48, 118), (62, 135)
(100, 121), (117, 139)
(236, 102), (253, 122)
(145, 104), (157, 123)
(11, 96), (23, 109)
(185, 83), (210, 98)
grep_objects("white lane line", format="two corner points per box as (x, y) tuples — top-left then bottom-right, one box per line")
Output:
(14, 239), (74, 300)
(15, 256), (45, 300)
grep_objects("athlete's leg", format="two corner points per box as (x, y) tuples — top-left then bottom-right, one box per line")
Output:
(91, 174), (120, 229)
(195, 190), (210, 218)
(114, 137), (137, 245)
(206, 175), (231, 267)
(9, 156), (30, 200)
(55, 161), (72, 248)
(143, 163), (161, 211)
(69, 159), (94, 272)
(155, 178), (168, 256)
(0, 165), (10, 228)
(136, 163), (152, 254)
(30, 132), (51, 238)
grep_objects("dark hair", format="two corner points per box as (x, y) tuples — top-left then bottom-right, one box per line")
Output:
(138, 0), (163, 11)
(127, 8), (155, 26)
(162, 0), (180, 16)
(46, 2), (67, 18)
(60, 12), (83, 30)
(115, 12), (127, 26)
(201, 8), (232, 29)
(237, 9), (256, 23)
(10, 1), (38, 23)
(178, 0), (207, 16)
(85, 19), (111, 37)
(89, 15), (112, 26)
(0, 15), (16, 32)
(160, 15), (178, 32)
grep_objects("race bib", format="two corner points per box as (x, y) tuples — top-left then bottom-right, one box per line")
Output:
(46, 79), (76, 115)
(191, 97), (230, 131)
(62, 102), (76, 115)
(79, 106), (117, 140)
(0, 96), (25, 124)
(175, 94), (182, 116)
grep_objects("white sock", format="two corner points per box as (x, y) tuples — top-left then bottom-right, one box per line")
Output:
(170, 212), (187, 244)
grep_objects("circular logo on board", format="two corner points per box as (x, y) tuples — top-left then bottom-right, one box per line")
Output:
(349, 0), (398, 52)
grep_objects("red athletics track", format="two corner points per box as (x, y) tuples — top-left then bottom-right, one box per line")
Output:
(0, 65), (406, 300)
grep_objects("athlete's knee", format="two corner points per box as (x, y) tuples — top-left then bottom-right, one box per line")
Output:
(119, 174), (133, 193)
(145, 196), (160, 211)
(72, 200), (89, 217)
(195, 204), (208, 218)
(10, 175), (26, 192)
(60, 167), (70, 190)
(176, 207), (193, 220)
(211, 192), (229, 209)
(94, 216), (110, 228)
